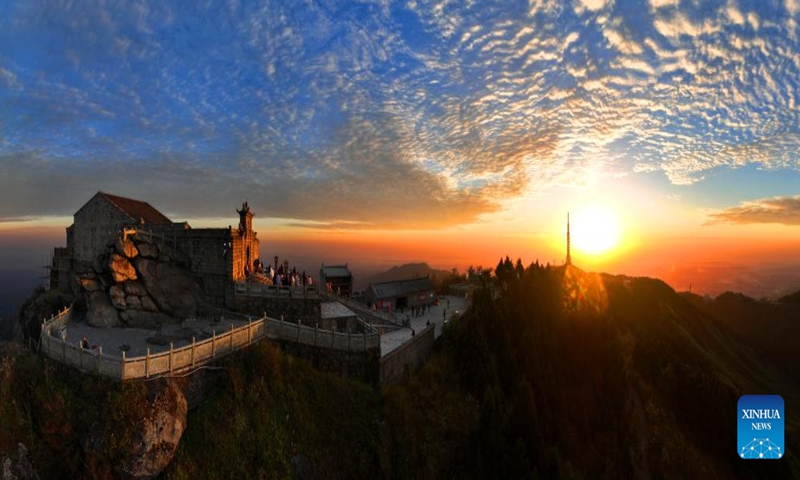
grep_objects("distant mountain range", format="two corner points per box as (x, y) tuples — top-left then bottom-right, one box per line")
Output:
(367, 262), (452, 285)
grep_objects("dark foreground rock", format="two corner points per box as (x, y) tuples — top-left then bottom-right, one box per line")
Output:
(1, 443), (39, 480)
(82, 379), (188, 479)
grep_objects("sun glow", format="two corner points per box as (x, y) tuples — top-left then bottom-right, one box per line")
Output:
(571, 205), (622, 256)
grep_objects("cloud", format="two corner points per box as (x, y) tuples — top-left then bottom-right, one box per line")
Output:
(707, 195), (800, 225)
(575, 0), (613, 14)
(788, 0), (800, 16)
(1, 0), (799, 229)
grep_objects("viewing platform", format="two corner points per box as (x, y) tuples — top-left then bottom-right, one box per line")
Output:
(39, 305), (379, 381)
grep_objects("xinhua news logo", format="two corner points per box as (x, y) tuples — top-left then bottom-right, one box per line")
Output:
(738, 395), (784, 459)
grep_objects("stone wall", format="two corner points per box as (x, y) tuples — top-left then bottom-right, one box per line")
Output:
(72, 194), (130, 267)
(275, 340), (380, 384)
(233, 294), (321, 325)
(230, 229), (259, 283)
(176, 229), (232, 307)
(379, 325), (435, 386)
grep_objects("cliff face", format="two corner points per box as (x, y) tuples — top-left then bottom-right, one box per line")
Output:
(76, 236), (203, 328)
(82, 379), (188, 478)
(1, 443), (39, 480)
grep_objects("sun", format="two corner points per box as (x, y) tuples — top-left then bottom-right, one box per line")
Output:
(571, 205), (621, 256)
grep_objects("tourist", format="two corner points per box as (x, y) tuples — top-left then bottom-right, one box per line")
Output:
(81, 335), (89, 349)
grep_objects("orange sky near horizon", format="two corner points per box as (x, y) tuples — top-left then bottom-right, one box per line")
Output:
(3, 217), (797, 299)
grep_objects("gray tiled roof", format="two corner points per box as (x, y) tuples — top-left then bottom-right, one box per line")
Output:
(369, 277), (435, 299)
(320, 302), (356, 319)
(321, 265), (352, 278)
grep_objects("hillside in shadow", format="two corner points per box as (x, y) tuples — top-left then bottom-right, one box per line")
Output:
(380, 263), (799, 479)
(1, 262), (797, 478)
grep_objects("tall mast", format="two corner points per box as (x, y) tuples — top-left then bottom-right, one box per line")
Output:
(566, 213), (572, 266)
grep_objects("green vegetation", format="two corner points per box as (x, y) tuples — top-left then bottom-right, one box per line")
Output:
(2, 265), (798, 478)
(165, 342), (383, 479)
(0, 343), (150, 479)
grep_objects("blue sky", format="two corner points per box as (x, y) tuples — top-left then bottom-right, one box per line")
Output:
(1, 0), (799, 231)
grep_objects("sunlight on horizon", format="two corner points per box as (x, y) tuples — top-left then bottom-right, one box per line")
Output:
(571, 205), (622, 256)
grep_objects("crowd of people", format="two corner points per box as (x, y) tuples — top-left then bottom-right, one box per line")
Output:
(249, 258), (314, 288)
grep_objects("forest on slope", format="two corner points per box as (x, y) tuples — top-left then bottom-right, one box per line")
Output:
(379, 263), (799, 478)
(1, 262), (798, 478)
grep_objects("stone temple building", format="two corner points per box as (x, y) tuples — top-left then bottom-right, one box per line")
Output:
(51, 192), (260, 308)
(319, 264), (353, 297)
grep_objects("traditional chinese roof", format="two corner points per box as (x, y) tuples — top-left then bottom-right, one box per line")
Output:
(96, 192), (172, 225)
(369, 277), (435, 299)
(321, 264), (352, 278)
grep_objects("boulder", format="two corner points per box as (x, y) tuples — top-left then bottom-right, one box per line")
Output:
(97, 271), (113, 289)
(123, 381), (188, 478)
(133, 258), (200, 318)
(120, 310), (171, 328)
(1, 443), (40, 480)
(77, 276), (101, 292)
(109, 285), (127, 310)
(123, 280), (148, 297)
(140, 295), (159, 313)
(108, 254), (137, 283)
(86, 291), (120, 327)
(82, 380), (187, 479)
(136, 242), (159, 259)
(126, 295), (142, 310)
(115, 238), (139, 259)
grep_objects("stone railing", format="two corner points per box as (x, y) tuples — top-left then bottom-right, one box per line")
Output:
(235, 282), (320, 298)
(40, 309), (380, 381)
(356, 317), (378, 334)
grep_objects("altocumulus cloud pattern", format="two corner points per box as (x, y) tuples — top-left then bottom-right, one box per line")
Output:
(0, 0), (799, 226)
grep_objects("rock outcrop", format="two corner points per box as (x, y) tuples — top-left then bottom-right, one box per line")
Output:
(86, 291), (120, 327)
(108, 254), (137, 283)
(108, 285), (127, 310)
(75, 235), (202, 328)
(137, 242), (159, 259)
(121, 380), (188, 478)
(115, 238), (139, 259)
(81, 380), (188, 479)
(133, 258), (201, 318)
(1, 443), (40, 480)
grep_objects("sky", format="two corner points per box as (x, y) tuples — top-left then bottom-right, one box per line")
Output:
(1, 0), (800, 303)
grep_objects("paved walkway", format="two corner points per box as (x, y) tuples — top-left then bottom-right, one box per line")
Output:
(58, 295), (468, 359)
(380, 294), (468, 356)
(62, 315), (253, 358)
